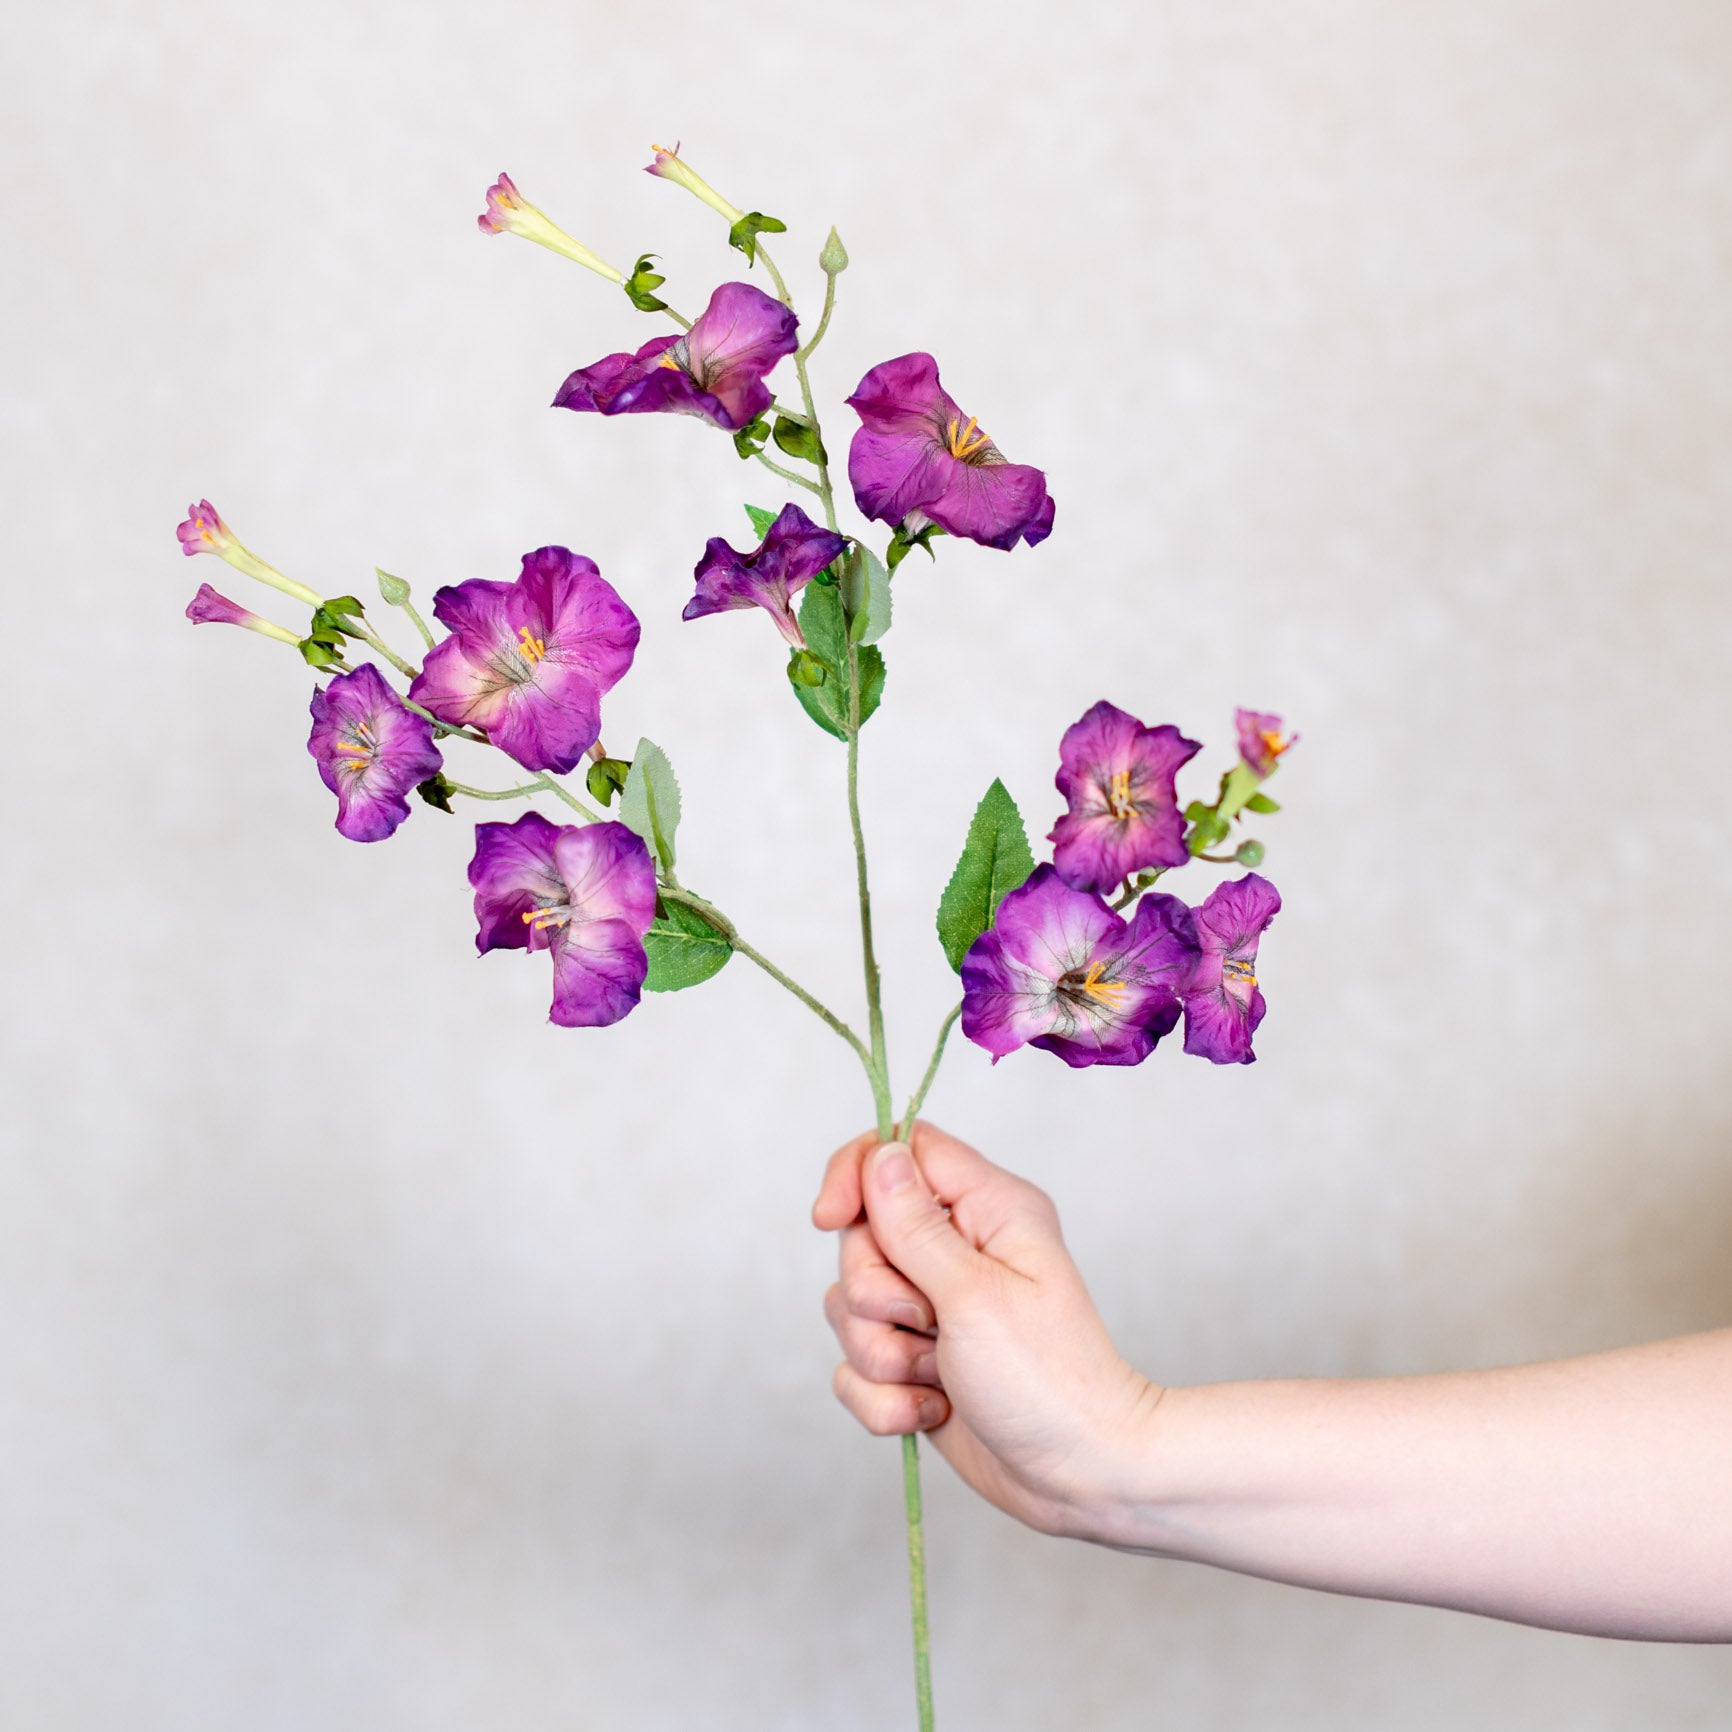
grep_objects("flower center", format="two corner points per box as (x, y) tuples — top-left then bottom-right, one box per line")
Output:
(1223, 956), (1258, 989)
(1106, 769), (1135, 821)
(1259, 729), (1291, 761)
(945, 415), (992, 463)
(521, 902), (571, 934)
(516, 625), (547, 665)
(333, 718), (376, 776)
(1062, 959), (1128, 1008)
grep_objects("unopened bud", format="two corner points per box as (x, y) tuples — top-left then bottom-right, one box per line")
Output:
(175, 500), (321, 608)
(819, 226), (849, 275)
(477, 172), (625, 283)
(376, 566), (411, 606)
(644, 143), (745, 226)
(185, 582), (301, 646)
(1235, 839), (1266, 868)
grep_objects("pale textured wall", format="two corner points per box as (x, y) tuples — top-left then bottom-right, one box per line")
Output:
(7, 1), (1732, 1725)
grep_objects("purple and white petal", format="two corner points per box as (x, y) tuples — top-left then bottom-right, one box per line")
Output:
(467, 811), (570, 954)
(680, 282), (798, 430)
(1181, 874), (1281, 1065)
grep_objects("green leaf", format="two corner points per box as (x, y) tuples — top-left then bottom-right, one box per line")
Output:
(643, 898), (733, 992)
(618, 738), (682, 873)
(321, 594), (365, 621)
(585, 757), (631, 807)
(623, 254), (669, 313)
(771, 415), (827, 466)
(727, 210), (788, 265)
(840, 543), (892, 645)
(1217, 762), (1262, 824)
(886, 520), (945, 573)
(732, 414), (771, 460)
(415, 773), (455, 814)
(787, 581), (885, 740)
(744, 502), (779, 539)
(299, 636), (341, 667)
(1246, 791), (1281, 815)
(935, 779), (1037, 972)
(375, 567), (411, 606)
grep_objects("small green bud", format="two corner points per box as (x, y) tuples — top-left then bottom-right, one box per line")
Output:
(819, 226), (849, 275)
(788, 650), (828, 689)
(376, 567), (412, 606)
(1234, 839), (1266, 868)
(585, 758), (631, 807)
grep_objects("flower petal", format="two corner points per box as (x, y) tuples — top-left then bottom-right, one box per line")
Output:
(467, 811), (569, 954)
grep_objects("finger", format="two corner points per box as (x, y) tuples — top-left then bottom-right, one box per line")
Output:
(812, 1129), (877, 1230)
(824, 1285), (943, 1386)
(860, 1140), (987, 1311)
(907, 1120), (1063, 1270)
(832, 1362), (950, 1437)
(839, 1222), (935, 1331)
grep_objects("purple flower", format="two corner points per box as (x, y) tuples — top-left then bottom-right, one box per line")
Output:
(845, 353), (1055, 552)
(467, 812), (657, 1028)
(552, 281), (796, 432)
(175, 499), (321, 607)
(1049, 701), (1202, 895)
(407, 547), (639, 775)
(960, 866), (1199, 1069)
(682, 504), (847, 647)
(306, 662), (444, 843)
(1181, 874), (1281, 1065)
(476, 172), (624, 282)
(185, 581), (300, 646)
(1235, 708), (1298, 779)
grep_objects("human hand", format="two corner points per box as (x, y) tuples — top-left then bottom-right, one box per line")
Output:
(813, 1121), (1164, 1541)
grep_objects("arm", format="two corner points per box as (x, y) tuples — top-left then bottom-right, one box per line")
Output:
(814, 1124), (1732, 1642)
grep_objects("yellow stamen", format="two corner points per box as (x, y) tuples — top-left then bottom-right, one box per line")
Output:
(334, 741), (370, 756)
(521, 905), (567, 931)
(1106, 769), (1135, 821)
(1079, 961), (1128, 1007)
(1259, 729), (1290, 761)
(1224, 957), (1258, 988)
(517, 625), (547, 664)
(945, 415), (992, 462)
(656, 352), (683, 370)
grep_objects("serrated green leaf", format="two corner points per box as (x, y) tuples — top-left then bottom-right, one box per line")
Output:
(1246, 791), (1281, 814)
(643, 899), (733, 992)
(787, 581), (884, 740)
(618, 738), (682, 872)
(841, 543), (892, 645)
(744, 503), (779, 539)
(935, 779), (1037, 971)
(771, 415), (827, 466)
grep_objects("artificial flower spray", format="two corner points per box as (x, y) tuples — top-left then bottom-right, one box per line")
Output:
(177, 147), (1296, 1729)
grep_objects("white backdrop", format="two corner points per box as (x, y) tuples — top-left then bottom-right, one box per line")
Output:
(7, 1), (1732, 1726)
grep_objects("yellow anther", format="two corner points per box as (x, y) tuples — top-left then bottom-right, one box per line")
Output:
(945, 415), (992, 462)
(1079, 961), (1129, 1006)
(1106, 769), (1135, 821)
(1224, 957), (1258, 988)
(521, 904), (567, 931)
(517, 625), (547, 664)
(657, 352), (683, 370)
(334, 740), (370, 756)
(1259, 729), (1290, 761)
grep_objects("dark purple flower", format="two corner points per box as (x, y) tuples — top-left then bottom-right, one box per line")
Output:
(1234, 708), (1298, 779)
(467, 812), (657, 1028)
(1182, 874), (1281, 1065)
(185, 582), (301, 647)
(552, 281), (796, 432)
(407, 547), (639, 775)
(682, 504), (847, 646)
(306, 662), (443, 843)
(960, 866), (1199, 1069)
(845, 353), (1055, 552)
(1049, 701), (1202, 895)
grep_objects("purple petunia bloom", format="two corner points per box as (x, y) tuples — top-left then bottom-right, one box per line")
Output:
(845, 353), (1055, 552)
(307, 662), (444, 843)
(467, 812), (657, 1028)
(1234, 708), (1298, 779)
(407, 547), (639, 776)
(185, 581), (301, 646)
(960, 866), (1199, 1069)
(552, 281), (796, 432)
(1049, 701), (1202, 896)
(1181, 874), (1281, 1065)
(682, 504), (847, 647)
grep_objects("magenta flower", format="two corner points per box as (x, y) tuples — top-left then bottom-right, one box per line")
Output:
(682, 504), (847, 647)
(845, 353), (1055, 551)
(175, 499), (321, 607)
(960, 866), (1199, 1069)
(306, 663), (444, 843)
(1049, 701), (1202, 895)
(476, 173), (624, 282)
(1181, 874), (1281, 1065)
(1235, 708), (1298, 779)
(468, 812), (657, 1028)
(407, 547), (639, 776)
(185, 582), (300, 646)
(552, 281), (796, 432)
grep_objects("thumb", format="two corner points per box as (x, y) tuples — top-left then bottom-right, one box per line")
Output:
(862, 1141), (983, 1310)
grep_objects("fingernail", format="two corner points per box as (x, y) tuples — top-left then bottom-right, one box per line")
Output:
(872, 1143), (915, 1192)
(891, 1301), (931, 1331)
(912, 1350), (939, 1382)
(916, 1394), (945, 1428)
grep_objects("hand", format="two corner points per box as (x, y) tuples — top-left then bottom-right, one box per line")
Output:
(813, 1121), (1164, 1541)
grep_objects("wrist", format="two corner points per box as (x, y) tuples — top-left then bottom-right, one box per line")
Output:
(1063, 1370), (1193, 1552)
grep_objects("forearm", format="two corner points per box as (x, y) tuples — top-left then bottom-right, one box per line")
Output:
(1095, 1329), (1732, 1641)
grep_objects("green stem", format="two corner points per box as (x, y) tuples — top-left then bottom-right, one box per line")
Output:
(445, 780), (540, 802)
(796, 269), (838, 363)
(903, 1434), (935, 1731)
(753, 450), (824, 496)
(768, 398), (812, 426)
(343, 618), (420, 681)
(754, 242), (839, 534)
(395, 599), (437, 651)
(896, 1004), (962, 1140)
(533, 771), (601, 822)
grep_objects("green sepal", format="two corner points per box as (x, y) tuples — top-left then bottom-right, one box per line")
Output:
(840, 542), (892, 645)
(321, 594), (365, 621)
(299, 636), (342, 667)
(935, 779), (1037, 972)
(886, 520), (946, 572)
(771, 414), (827, 466)
(623, 254), (669, 313)
(618, 738), (682, 873)
(642, 898), (733, 993)
(585, 757), (631, 807)
(732, 414), (771, 459)
(375, 567), (411, 606)
(787, 649), (827, 689)
(744, 502), (780, 539)
(786, 581), (885, 740)
(1234, 839), (1266, 867)
(727, 210), (788, 265)
(1183, 800), (1214, 824)
(1187, 811), (1230, 854)
(415, 773), (455, 814)
(1246, 791), (1281, 814)
(1217, 762), (1261, 824)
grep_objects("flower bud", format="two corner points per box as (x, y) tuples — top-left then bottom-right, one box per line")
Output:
(185, 582), (301, 645)
(1234, 839), (1266, 868)
(819, 226), (849, 275)
(787, 649), (828, 689)
(477, 173), (625, 283)
(643, 143), (745, 226)
(375, 566), (412, 606)
(176, 500), (322, 608)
